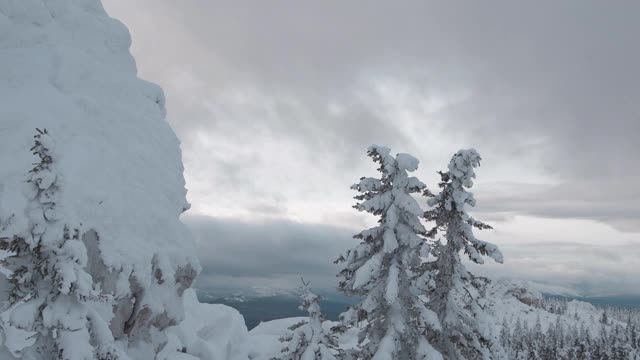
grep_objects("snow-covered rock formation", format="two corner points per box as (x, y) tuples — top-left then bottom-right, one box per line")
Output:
(0, 1), (247, 358)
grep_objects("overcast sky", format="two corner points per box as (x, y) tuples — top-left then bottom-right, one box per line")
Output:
(103, 1), (640, 296)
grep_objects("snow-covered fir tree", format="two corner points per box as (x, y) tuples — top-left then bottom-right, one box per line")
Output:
(0, 130), (125, 360)
(335, 145), (442, 360)
(423, 149), (504, 360)
(276, 279), (339, 360)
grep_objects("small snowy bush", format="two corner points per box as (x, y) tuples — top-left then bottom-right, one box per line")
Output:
(276, 279), (339, 360)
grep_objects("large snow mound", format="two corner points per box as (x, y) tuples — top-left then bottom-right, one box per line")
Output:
(0, 0), (200, 357)
(0, 0), (197, 283)
(160, 290), (250, 360)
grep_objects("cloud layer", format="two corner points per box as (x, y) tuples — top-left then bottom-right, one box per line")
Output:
(185, 215), (355, 290)
(186, 214), (640, 296)
(102, 0), (640, 294)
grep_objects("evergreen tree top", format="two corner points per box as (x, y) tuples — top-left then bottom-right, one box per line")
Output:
(424, 148), (503, 264)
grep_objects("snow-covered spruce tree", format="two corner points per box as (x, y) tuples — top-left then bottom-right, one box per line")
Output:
(423, 149), (504, 360)
(276, 279), (339, 360)
(335, 145), (442, 360)
(0, 130), (125, 360)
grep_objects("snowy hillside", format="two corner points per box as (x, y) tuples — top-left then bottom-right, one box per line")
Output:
(244, 280), (639, 359)
(485, 281), (609, 337)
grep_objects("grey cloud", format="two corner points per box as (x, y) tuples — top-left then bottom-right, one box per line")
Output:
(185, 214), (640, 296)
(134, 0), (640, 167)
(103, 0), (640, 230)
(104, 0), (413, 161)
(475, 180), (640, 232)
(184, 214), (356, 290)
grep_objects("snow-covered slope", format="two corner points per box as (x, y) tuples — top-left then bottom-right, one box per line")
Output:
(484, 280), (609, 336)
(244, 280), (631, 358)
(0, 1), (248, 358)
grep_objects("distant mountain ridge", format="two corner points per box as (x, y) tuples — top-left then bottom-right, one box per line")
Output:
(195, 282), (639, 331)
(545, 293), (640, 309)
